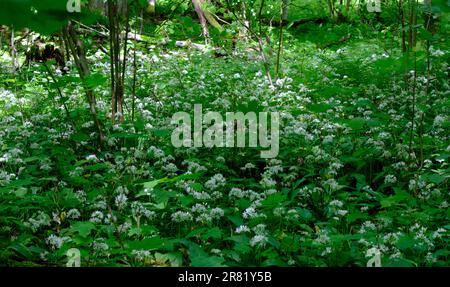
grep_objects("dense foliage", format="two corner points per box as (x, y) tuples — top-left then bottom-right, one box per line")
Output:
(0, 0), (449, 267)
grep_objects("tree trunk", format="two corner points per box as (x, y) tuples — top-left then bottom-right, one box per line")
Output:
(89, 0), (128, 14)
(282, 0), (289, 20)
(63, 21), (105, 145)
(326, 0), (335, 22)
(346, 0), (351, 12)
(193, 0), (209, 39)
(408, 0), (417, 50)
(107, 0), (129, 124)
(10, 27), (18, 72)
(399, 0), (407, 53)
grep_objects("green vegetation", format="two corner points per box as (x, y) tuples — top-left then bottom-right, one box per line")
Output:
(0, 0), (449, 267)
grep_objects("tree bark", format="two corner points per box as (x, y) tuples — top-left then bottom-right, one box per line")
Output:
(282, 0), (289, 20)
(107, 0), (128, 124)
(193, 0), (209, 39)
(10, 27), (18, 73)
(326, 0), (335, 22)
(399, 0), (407, 53)
(63, 21), (105, 145)
(408, 0), (417, 50)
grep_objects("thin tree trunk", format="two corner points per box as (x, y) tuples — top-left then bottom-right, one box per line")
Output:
(63, 21), (105, 146)
(419, 0), (433, 168)
(107, 0), (128, 124)
(10, 27), (18, 73)
(107, 0), (117, 123)
(193, 0), (209, 39)
(399, 0), (407, 53)
(131, 9), (142, 124)
(346, 0), (351, 12)
(43, 62), (76, 129)
(408, 0), (417, 50)
(276, 0), (287, 79)
(282, 0), (289, 20)
(224, 0), (273, 86)
(119, 3), (131, 122)
(327, 0), (335, 22)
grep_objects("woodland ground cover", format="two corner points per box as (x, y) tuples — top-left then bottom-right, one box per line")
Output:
(0, 0), (449, 267)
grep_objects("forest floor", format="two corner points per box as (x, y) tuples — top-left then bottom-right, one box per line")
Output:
(0, 22), (449, 267)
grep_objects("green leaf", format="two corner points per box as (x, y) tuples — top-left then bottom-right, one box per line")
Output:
(385, 257), (417, 267)
(190, 255), (225, 267)
(71, 133), (90, 142)
(434, 249), (450, 258)
(188, 243), (226, 267)
(152, 189), (177, 204)
(70, 222), (96, 238)
(9, 243), (33, 259)
(261, 258), (289, 267)
(201, 227), (222, 240)
(14, 188), (28, 198)
(84, 73), (107, 89)
(226, 235), (251, 254)
(152, 129), (172, 137)
(136, 178), (168, 197)
(144, 178), (167, 189)
(190, 183), (203, 192)
(261, 193), (287, 208)
(296, 208), (313, 221)
(396, 235), (415, 251)
(347, 212), (367, 223)
(127, 237), (165, 251)
(380, 190), (412, 208)
(425, 173), (446, 185)
(307, 103), (333, 113)
(227, 215), (243, 226)
(0, 0), (100, 35)
(346, 118), (366, 131)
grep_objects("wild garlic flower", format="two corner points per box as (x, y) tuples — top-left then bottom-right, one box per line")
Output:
(235, 225), (250, 233)
(384, 175), (397, 184)
(191, 203), (207, 213)
(243, 207), (257, 219)
(46, 234), (71, 250)
(27, 211), (51, 232)
(229, 188), (247, 198)
(205, 174), (226, 190)
(132, 250), (152, 262)
(90, 211), (104, 223)
(131, 202), (155, 219)
(115, 193), (128, 210)
(117, 222), (132, 234)
(250, 235), (268, 248)
(171, 211), (193, 223)
(210, 207), (224, 219)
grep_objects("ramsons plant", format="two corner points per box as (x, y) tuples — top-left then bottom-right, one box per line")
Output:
(0, 2), (448, 267)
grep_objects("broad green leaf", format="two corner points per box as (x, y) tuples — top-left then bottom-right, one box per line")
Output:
(127, 236), (165, 251)
(261, 193), (287, 208)
(70, 222), (96, 238)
